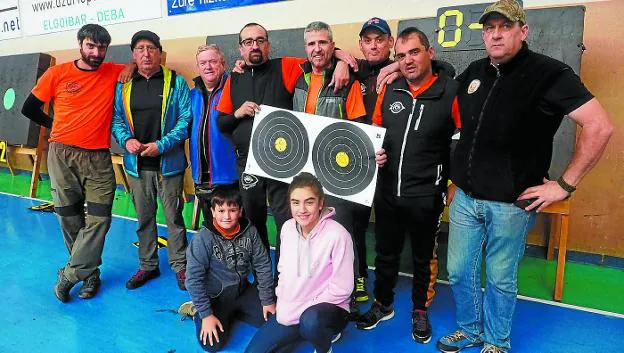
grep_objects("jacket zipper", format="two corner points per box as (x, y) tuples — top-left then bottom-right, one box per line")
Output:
(206, 89), (214, 185)
(397, 96), (418, 197)
(467, 63), (501, 192)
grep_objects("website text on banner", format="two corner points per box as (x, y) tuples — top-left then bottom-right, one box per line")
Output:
(20, 0), (162, 36)
(168, 0), (287, 16)
(0, 0), (21, 40)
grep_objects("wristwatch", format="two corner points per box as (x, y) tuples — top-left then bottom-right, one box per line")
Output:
(557, 176), (576, 193)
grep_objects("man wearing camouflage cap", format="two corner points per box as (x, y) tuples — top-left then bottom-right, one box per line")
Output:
(438, 1), (613, 352)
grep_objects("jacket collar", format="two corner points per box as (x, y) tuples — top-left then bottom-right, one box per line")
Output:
(300, 56), (338, 77)
(206, 217), (250, 240)
(193, 72), (228, 95)
(488, 41), (530, 75)
(393, 74), (447, 100)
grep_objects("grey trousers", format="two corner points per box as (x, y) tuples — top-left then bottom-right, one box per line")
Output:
(47, 142), (116, 283)
(127, 170), (187, 272)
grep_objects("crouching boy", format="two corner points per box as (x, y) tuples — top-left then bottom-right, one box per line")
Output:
(183, 188), (275, 352)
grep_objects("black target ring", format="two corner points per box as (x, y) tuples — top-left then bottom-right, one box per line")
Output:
(252, 110), (309, 179)
(312, 122), (376, 196)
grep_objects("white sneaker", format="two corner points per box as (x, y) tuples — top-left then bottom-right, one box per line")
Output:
(312, 332), (341, 353)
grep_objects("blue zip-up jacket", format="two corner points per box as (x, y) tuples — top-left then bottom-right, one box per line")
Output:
(111, 66), (192, 177)
(189, 73), (238, 185)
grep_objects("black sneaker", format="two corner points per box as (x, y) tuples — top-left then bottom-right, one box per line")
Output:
(126, 268), (160, 289)
(53, 268), (75, 303)
(78, 269), (101, 299)
(355, 301), (394, 330)
(354, 277), (369, 302)
(412, 309), (432, 344)
(347, 296), (361, 321)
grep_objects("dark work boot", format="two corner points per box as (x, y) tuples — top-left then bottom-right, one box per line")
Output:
(78, 269), (101, 299)
(54, 268), (76, 303)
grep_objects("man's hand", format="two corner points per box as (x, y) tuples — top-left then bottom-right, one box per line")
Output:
(262, 303), (276, 321)
(125, 138), (144, 154)
(118, 63), (136, 83)
(199, 314), (224, 347)
(329, 61), (350, 92)
(446, 183), (457, 207)
(234, 101), (260, 119)
(375, 148), (387, 167)
(140, 142), (160, 157)
(516, 177), (570, 212)
(232, 59), (246, 74)
(376, 62), (401, 93)
(334, 49), (359, 72)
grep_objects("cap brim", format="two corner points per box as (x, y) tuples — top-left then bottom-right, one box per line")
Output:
(478, 10), (511, 24)
(359, 24), (390, 37)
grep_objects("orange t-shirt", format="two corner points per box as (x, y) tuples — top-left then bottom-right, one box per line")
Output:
(304, 73), (366, 120)
(32, 61), (125, 149)
(373, 75), (461, 128)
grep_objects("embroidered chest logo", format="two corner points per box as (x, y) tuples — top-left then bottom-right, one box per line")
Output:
(241, 173), (259, 190)
(65, 81), (82, 94)
(467, 79), (481, 94)
(389, 101), (405, 114)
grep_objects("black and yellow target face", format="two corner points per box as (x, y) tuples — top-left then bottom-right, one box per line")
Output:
(313, 122), (376, 196)
(252, 110), (309, 178)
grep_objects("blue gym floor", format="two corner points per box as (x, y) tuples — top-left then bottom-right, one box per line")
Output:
(1, 192), (622, 353)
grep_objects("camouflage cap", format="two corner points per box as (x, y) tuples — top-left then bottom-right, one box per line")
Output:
(479, 0), (527, 24)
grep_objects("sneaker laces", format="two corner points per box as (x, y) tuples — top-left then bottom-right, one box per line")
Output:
(356, 277), (365, 291)
(445, 330), (467, 343)
(366, 302), (388, 320)
(482, 345), (504, 353)
(412, 310), (428, 331)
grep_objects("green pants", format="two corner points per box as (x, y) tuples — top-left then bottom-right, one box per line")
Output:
(47, 142), (116, 283)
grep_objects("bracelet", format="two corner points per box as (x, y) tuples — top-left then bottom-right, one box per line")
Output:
(557, 176), (576, 193)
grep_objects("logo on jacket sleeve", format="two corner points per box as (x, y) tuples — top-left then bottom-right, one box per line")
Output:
(467, 79), (481, 94)
(361, 83), (368, 95)
(241, 173), (259, 190)
(389, 101), (405, 114)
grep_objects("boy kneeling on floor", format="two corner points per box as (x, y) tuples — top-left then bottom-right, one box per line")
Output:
(245, 172), (354, 353)
(182, 187), (275, 352)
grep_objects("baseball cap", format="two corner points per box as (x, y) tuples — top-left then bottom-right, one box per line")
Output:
(130, 30), (162, 51)
(359, 17), (391, 37)
(479, 0), (527, 24)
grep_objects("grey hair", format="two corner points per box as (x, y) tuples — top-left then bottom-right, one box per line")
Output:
(196, 44), (226, 64)
(304, 21), (333, 41)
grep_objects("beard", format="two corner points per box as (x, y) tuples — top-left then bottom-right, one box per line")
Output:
(248, 50), (265, 65)
(80, 48), (105, 69)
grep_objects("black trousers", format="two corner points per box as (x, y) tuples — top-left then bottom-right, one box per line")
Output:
(239, 173), (291, 264)
(373, 190), (444, 310)
(352, 203), (372, 278)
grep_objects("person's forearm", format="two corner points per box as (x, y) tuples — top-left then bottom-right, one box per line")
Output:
(21, 94), (52, 129)
(561, 121), (613, 185)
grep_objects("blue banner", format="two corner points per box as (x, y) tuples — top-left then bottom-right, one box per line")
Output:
(168, 0), (287, 16)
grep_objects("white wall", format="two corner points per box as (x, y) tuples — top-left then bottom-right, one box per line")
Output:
(0, 0), (607, 56)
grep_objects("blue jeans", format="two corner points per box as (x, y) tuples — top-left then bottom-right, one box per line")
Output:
(245, 303), (348, 353)
(447, 187), (536, 351)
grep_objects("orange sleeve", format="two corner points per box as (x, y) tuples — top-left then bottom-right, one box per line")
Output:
(451, 96), (461, 128)
(31, 66), (58, 103)
(216, 76), (233, 114)
(111, 63), (125, 75)
(372, 85), (387, 126)
(345, 80), (366, 120)
(281, 57), (306, 93)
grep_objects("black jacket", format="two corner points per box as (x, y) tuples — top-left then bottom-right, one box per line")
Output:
(452, 43), (571, 202)
(378, 73), (458, 197)
(217, 58), (294, 169)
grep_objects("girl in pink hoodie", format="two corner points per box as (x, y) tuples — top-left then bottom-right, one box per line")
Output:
(245, 172), (354, 353)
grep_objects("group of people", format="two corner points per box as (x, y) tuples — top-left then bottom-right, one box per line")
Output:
(20, 0), (614, 352)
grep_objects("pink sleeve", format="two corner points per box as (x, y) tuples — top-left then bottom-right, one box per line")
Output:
(313, 224), (355, 305)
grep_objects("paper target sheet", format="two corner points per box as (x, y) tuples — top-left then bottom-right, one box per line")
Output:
(245, 105), (386, 206)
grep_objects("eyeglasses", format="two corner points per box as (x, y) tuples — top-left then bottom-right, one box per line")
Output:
(239, 37), (267, 48)
(134, 45), (159, 53)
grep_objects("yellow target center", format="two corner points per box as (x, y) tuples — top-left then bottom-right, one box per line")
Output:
(335, 151), (350, 168)
(274, 137), (288, 152)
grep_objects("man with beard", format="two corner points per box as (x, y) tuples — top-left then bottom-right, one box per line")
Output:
(217, 23), (352, 263)
(112, 30), (192, 291)
(21, 24), (133, 302)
